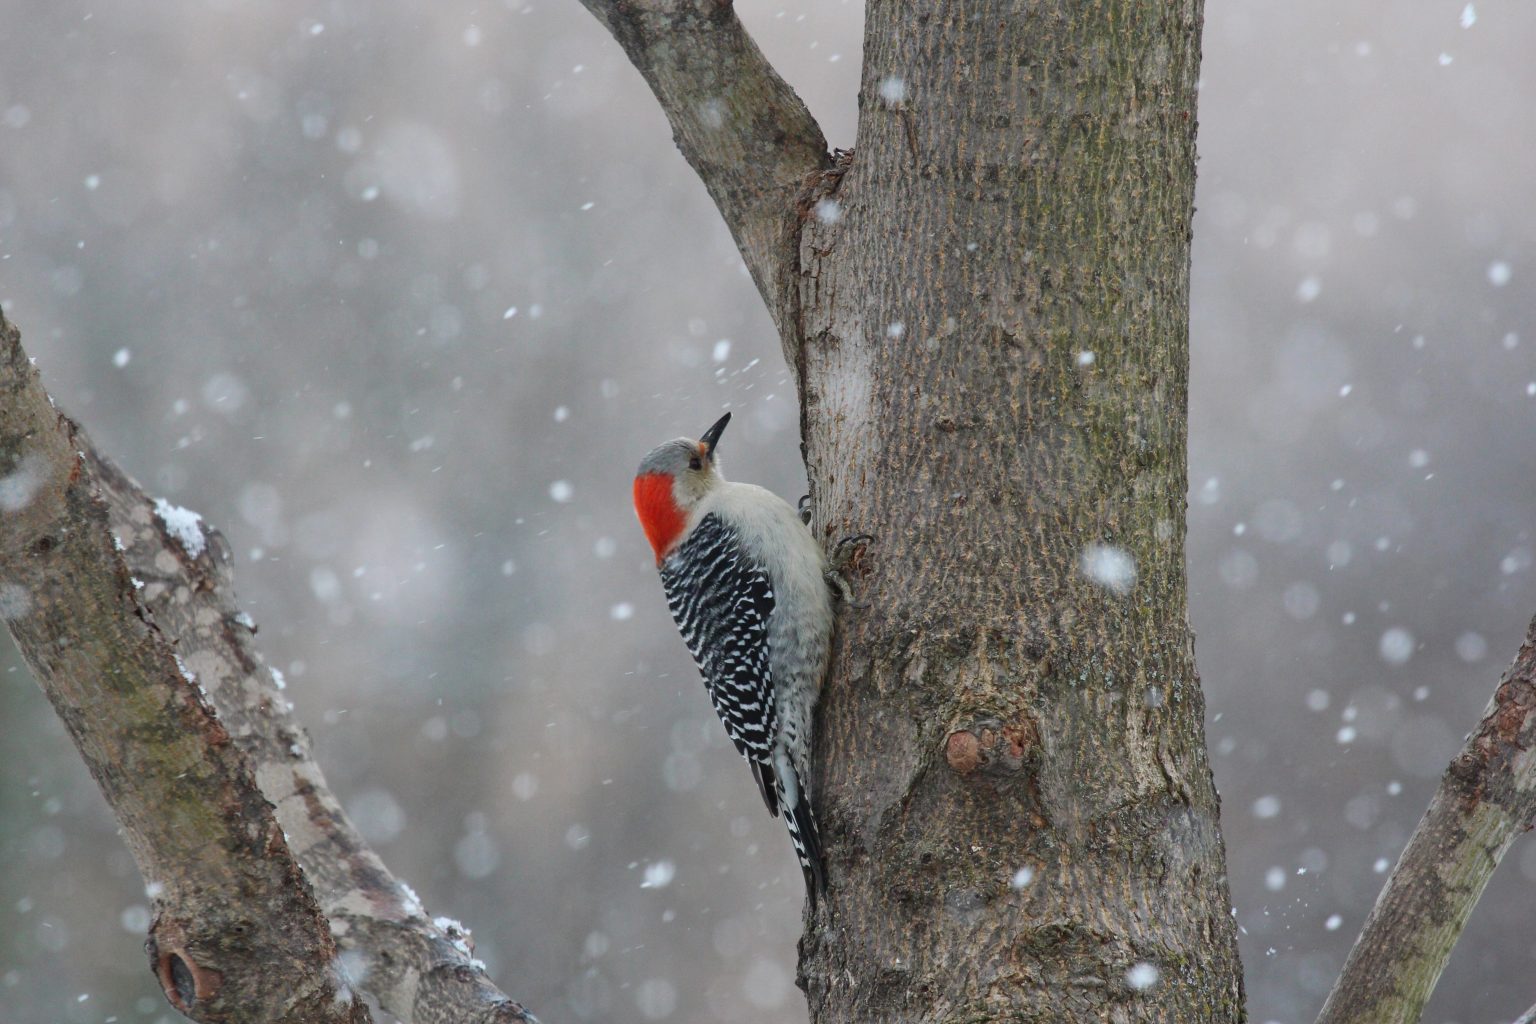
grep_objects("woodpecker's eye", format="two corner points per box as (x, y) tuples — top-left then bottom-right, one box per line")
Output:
(688, 456), (703, 471)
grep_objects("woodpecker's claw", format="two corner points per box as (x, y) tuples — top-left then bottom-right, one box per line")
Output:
(826, 534), (873, 609)
(798, 494), (813, 526)
(832, 534), (875, 567)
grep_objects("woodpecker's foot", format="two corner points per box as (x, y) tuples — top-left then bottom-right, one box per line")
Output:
(798, 494), (812, 526)
(826, 534), (873, 608)
(831, 533), (874, 570)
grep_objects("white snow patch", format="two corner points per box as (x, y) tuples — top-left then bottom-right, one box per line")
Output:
(397, 880), (425, 918)
(270, 666), (287, 691)
(153, 498), (206, 558)
(1080, 544), (1137, 595)
(433, 916), (475, 958)
(173, 655), (203, 694)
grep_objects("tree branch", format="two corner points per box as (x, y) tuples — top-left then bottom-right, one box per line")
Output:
(577, 0), (831, 363)
(0, 312), (367, 1024)
(1317, 614), (1536, 1024)
(0, 309), (535, 1024)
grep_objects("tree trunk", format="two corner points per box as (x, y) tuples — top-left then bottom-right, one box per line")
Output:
(794, 2), (1244, 1020)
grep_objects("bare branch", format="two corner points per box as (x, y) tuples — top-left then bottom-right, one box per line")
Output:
(577, 0), (830, 362)
(1317, 615), (1536, 1024)
(0, 311), (367, 1024)
(1513, 1003), (1536, 1024)
(0, 310), (535, 1024)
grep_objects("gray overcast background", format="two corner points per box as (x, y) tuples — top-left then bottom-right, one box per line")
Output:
(2, 2), (1533, 1022)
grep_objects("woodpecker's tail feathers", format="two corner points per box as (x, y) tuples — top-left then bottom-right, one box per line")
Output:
(750, 759), (780, 817)
(782, 783), (826, 908)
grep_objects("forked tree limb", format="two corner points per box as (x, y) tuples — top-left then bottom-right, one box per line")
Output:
(576, 0), (831, 364)
(0, 312), (367, 1024)
(1317, 615), (1536, 1024)
(0, 311), (535, 1024)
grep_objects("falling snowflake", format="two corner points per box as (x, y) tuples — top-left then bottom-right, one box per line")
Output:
(1080, 544), (1137, 595)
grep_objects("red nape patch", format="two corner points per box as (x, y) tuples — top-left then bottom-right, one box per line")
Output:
(633, 473), (685, 564)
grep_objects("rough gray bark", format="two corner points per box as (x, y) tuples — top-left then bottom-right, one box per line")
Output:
(583, 1), (1245, 1021)
(1316, 615), (1536, 1024)
(0, 309), (534, 1024)
(0, 313), (367, 1024)
(797, 2), (1242, 1020)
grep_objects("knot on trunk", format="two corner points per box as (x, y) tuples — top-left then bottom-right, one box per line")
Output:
(945, 714), (1038, 777)
(149, 919), (223, 1013)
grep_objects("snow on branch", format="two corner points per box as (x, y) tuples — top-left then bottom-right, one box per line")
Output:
(1317, 614), (1536, 1024)
(0, 309), (534, 1024)
(0, 312), (367, 1024)
(577, 0), (831, 361)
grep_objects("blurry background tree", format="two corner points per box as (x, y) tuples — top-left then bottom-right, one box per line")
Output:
(2, 3), (1535, 1024)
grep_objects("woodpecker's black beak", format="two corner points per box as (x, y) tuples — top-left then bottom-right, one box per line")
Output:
(698, 411), (731, 462)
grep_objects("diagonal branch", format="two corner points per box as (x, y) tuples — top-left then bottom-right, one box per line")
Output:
(577, 0), (831, 362)
(0, 310), (536, 1024)
(0, 313), (366, 1024)
(1317, 614), (1536, 1024)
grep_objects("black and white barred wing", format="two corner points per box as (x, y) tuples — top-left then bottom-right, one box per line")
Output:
(660, 513), (781, 815)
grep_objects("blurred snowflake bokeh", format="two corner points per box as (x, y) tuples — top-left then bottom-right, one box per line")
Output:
(1, 2), (1533, 1023)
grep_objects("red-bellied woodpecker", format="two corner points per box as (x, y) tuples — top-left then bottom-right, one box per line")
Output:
(632, 411), (833, 903)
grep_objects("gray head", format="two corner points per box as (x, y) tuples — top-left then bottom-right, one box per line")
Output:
(633, 413), (731, 559)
